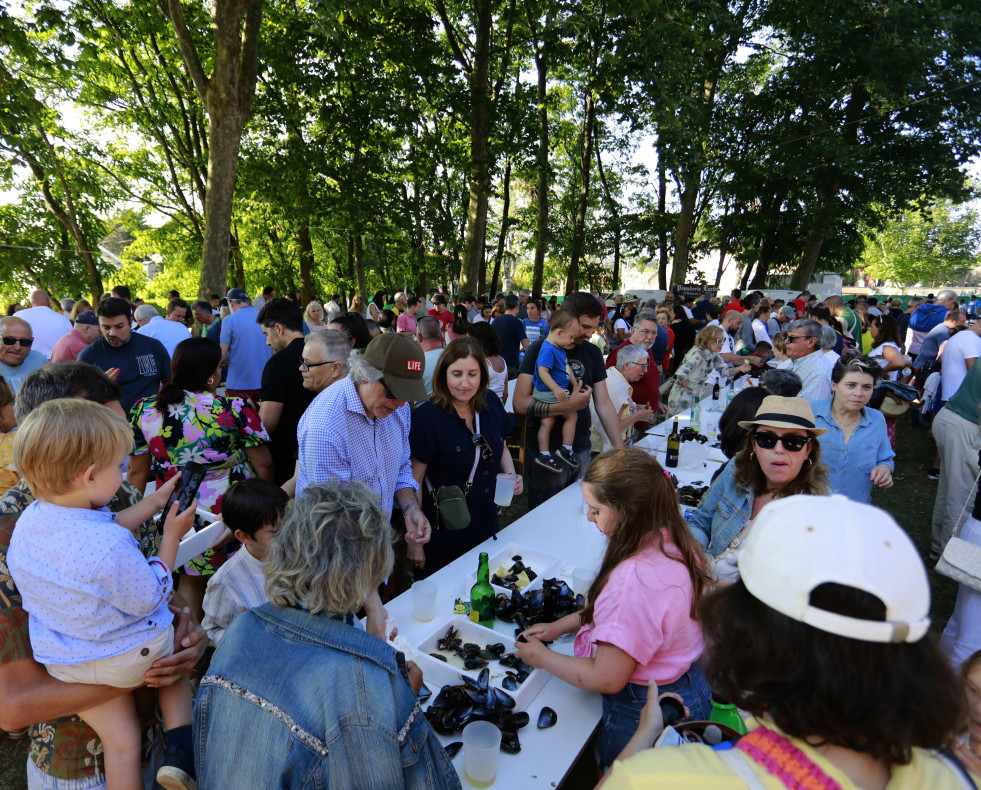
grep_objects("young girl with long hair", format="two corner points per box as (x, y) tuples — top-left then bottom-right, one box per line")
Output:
(514, 448), (711, 773)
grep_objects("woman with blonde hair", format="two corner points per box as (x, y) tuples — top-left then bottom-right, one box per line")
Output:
(69, 299), (93, 322)
(667, 325), (751, 415)
(515, 448), (711, 772)
(303, 300), (327, 329)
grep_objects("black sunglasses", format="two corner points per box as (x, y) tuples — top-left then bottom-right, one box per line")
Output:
(472, 433), (494, 463)
(378, 377), (399, 400)
(753, 431), (813, 453)
(1, 337), (33, 347)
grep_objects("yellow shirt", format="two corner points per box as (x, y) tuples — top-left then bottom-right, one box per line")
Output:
(604, 718), (978, 790)
(0, 431), (18, 492)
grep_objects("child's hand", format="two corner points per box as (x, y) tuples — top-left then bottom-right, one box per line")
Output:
(555, 389), (569, 402)
(162, 500), (196, 540)
(153, 473), (181, 511)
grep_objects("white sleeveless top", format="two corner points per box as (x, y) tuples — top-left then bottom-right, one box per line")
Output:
(869, 341), (901, 381)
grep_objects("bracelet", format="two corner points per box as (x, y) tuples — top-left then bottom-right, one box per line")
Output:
(402, 501), (420, 514)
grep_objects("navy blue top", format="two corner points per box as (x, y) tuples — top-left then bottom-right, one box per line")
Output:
(494, 314), (527, 368)
(79, 333), (172, 415)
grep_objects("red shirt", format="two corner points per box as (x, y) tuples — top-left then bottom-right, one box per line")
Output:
(606, 340), (662, 410)
(792, 298), (806, 315)
(722, 301), (744, 315)
(427, 308), (453, 331)
(49, 328), (90, 362)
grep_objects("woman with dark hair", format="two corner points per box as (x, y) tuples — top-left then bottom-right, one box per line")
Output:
(128, 337), (273, 616)
(408, 337), (520, 575)
(378, 308), (397, 332)
(467, 321), (508, 401)
(368, 290), (386, 323)
(445, 304), (470, 342)
(717, 387), (770, 460)
(869, 314), (909, 381)
(514, 448), (711, 773)
(613, 302), (635, 344)
(812, 356), (894, 503)
(669, 303), (698, 376)
(328, 311), (373, 350)
(688, 396), (828, 572)
(600, 495), (972, 789)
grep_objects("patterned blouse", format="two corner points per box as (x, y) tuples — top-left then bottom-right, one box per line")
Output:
(667, 346), (729, 415)
(130, 390), (270, 575)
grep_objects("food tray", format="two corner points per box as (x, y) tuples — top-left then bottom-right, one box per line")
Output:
(465, 543), (560, 598)
(175, 508), (224, 568)
(412, 615), (549, 712)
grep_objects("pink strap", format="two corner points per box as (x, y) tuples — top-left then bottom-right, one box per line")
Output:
(735, 726), (842, 790)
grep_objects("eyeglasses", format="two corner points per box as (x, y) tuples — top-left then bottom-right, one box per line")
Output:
(378, 377), (398, 400)
(714, 338), (724, 345)
(634, 327), (657, 337)
(1, 337), (33, 347)
(300, 359), (336, 371)
(626, 361), (650, 370)
(753, 431), (813, 453)
(472, 433), (494, 463)
(784, 335), (808, 343)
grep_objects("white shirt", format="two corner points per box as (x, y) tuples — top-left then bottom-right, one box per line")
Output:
(941, 330), (981, 400)
(869, 342), (901, 382)
(202, 546), (268, 646)
(14, 306), (72, 359)
(253, 294), (267, 310)
(614, 317), (632, 337)
(136, 315), (191, 358)
(325, 300), (341, 323)
(751, 318), (771, 345)
(590, 366), (631, 451)
(682, 306), (694, 319)
(6, 501), (173, 664)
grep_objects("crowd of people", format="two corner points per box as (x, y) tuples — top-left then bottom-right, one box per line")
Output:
(0, 281), (980, 789)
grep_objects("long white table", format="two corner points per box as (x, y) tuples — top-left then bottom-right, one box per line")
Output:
(384, 482), (606, 788)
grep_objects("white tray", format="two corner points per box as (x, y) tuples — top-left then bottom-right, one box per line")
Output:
(413, 615), (549, 712)
(466, 543), (560, 598)
(175, 508), (224, 568)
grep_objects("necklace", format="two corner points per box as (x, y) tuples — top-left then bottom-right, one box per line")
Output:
(831, 405), (861, 428)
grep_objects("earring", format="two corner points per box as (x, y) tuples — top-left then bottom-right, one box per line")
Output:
(207, 378), (214, 386)
(749, 451), (756, 461)
(804, 458), (813, 468)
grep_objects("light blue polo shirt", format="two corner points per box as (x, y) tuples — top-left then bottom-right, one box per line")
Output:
(219, 305), (271, 389)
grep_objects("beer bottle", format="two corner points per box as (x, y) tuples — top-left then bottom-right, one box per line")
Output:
(470, 552), (495, 627)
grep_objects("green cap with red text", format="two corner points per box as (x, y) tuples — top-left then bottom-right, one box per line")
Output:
(364, 333), (428, 402)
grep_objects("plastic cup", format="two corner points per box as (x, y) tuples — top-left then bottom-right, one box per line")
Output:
(411, 580), (438, 622)
(463, 720), (502, 787)
(494, 473), (517, 507)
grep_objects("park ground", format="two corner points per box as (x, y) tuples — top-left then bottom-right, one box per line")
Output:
(0, 415), (955, 789)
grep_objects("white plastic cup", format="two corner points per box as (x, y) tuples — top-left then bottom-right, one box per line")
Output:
(411, 580), (438, 622)
(463, 720), (502, 787)
(494, 473), (517, 507)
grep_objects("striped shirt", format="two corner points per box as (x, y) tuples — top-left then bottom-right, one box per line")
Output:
(202, 546), (268, 646)
(791, 350), (832, 402)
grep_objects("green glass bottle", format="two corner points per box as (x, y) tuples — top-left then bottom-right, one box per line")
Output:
(470, 552), (495, 627)
(708, 692), (747, 735)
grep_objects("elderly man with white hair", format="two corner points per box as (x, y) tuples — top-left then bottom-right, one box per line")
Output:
(14, 289), (72, 359)
(134, 300), (191, 358)
(589, 343), (655, 451)
(786, 319), (832, 401)
(0, 316), (47, 393)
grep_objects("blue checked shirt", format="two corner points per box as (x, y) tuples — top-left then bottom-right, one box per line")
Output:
(295, 376), (417, 517)
(791, 349), (832, 402)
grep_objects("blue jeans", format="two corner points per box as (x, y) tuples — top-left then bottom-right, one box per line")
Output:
(594, 660), (712, 771)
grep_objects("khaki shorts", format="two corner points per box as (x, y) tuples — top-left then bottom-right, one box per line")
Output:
(46, 625), (174, 688)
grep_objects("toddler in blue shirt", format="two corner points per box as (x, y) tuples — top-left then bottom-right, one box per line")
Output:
(532, 310), (581, 474)
(7, 399), (198, 790)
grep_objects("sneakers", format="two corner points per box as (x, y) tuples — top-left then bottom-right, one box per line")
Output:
(534, 453), (563, 474)
(927, 467), (940, 481)
(156, 724), (196, 790)
(4, 727), (27, 740)
(555, 447), (579, 471)
(157, 766), (195, 790)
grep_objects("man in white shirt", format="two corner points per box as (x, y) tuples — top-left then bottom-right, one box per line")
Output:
(787, 319), (832, 401)
(325, 294), (342, 323)
(134, 300), (192, 358)
(940, 322), (981, 403)
(252, 285), (275, 311)
(14, 290), (72, 359)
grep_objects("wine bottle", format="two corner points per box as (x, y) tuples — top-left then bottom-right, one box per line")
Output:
(666, 419), (680, 468)
(712, 379), (720, 400)
(690, 394), (701, 432)
(470, 552), (495, 627)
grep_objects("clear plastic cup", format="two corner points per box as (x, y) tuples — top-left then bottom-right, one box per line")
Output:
(411, 580), (438, 622)
(494, 473), (517, 507)
(463, 720), (502, 787)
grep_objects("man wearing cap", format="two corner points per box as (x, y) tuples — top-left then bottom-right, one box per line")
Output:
(786, 319), (832, 401)
(220, 288), (271, 403)
(50, 310), (101, 362)
(296, 333), (431, 552)
(14, 290), (72, 359)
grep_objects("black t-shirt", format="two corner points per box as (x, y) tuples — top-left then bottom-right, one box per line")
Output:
(260, 337), (314, 484)
(78, 333), (171, 415)
(519, 337), (607, 452)
(494, 314), (527, 368)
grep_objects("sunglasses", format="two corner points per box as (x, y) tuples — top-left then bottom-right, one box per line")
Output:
(472, 433), (495, 463)
(753, 431), (813, 453)
(1, 337), (33, 347)
(378, 377), (398, 400)
(784, 335), (809, 343)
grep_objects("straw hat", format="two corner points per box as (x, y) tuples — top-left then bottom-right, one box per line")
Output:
(878, 392), (910, 418)
(737, 395), (827, 436)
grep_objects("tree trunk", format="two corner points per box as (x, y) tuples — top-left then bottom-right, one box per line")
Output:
(714, 236), (729, 290)
(354, 233), (368, 303)
(530, 16), (550, 301)
(459, 0), (493, 296)
(230, 227), (245, 287)
(671, 175), (700, 286)
(489, 157), (512, 298)
(567, 86), (596, 294)
(595, 132), (621, 291)
(298, 220), (313, 304)
(657, 150), (668, 290)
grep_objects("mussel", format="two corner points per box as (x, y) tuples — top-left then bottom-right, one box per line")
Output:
(537, 707), (557, 729)
(444, 742), (463, 759)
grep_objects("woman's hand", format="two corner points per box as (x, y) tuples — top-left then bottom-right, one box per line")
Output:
(406, 661), (424, 695)
(953, 741), (981, 777)
(518, 620), (563, 643)
(407, 540), (426, 570)
(870, 463), (894, 489)
(512, 475), (523, 497)
(404, 507), (431, 545)
(632, 406), (655, 426)
(513, 634), (550, 667)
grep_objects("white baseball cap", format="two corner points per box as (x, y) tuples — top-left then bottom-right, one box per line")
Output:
(737, 495), (931, 644)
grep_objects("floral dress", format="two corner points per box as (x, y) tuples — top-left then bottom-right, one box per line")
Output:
(668, 346), (729, 415)
(130, 390), (270, 575)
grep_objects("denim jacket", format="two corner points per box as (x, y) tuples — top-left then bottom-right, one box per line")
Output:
(194, 603), (461, 790)
(687, 460), (754, 558)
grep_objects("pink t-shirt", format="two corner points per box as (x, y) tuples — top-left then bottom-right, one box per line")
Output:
(574, 532), (704, 686)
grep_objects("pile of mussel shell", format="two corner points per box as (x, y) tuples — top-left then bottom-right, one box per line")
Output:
(425, 668), (558, 755)
(494, 577), (584, 636)
(679, 427), (709, 444)
(490, 555), (538, 590)
(428, 625), (508, 671)
(676, 483), (709, 507)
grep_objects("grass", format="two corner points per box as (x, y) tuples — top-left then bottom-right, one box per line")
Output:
(0, 414), (952, 789)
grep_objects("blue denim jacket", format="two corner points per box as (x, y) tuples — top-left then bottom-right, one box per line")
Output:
(811, 398), (894, 504)
(194, 603), (461, 790)
(687, 460), (754, 558)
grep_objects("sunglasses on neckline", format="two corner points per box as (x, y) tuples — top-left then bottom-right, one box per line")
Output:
(753, 431), (813, 452)
(472, 433), (494, 463)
